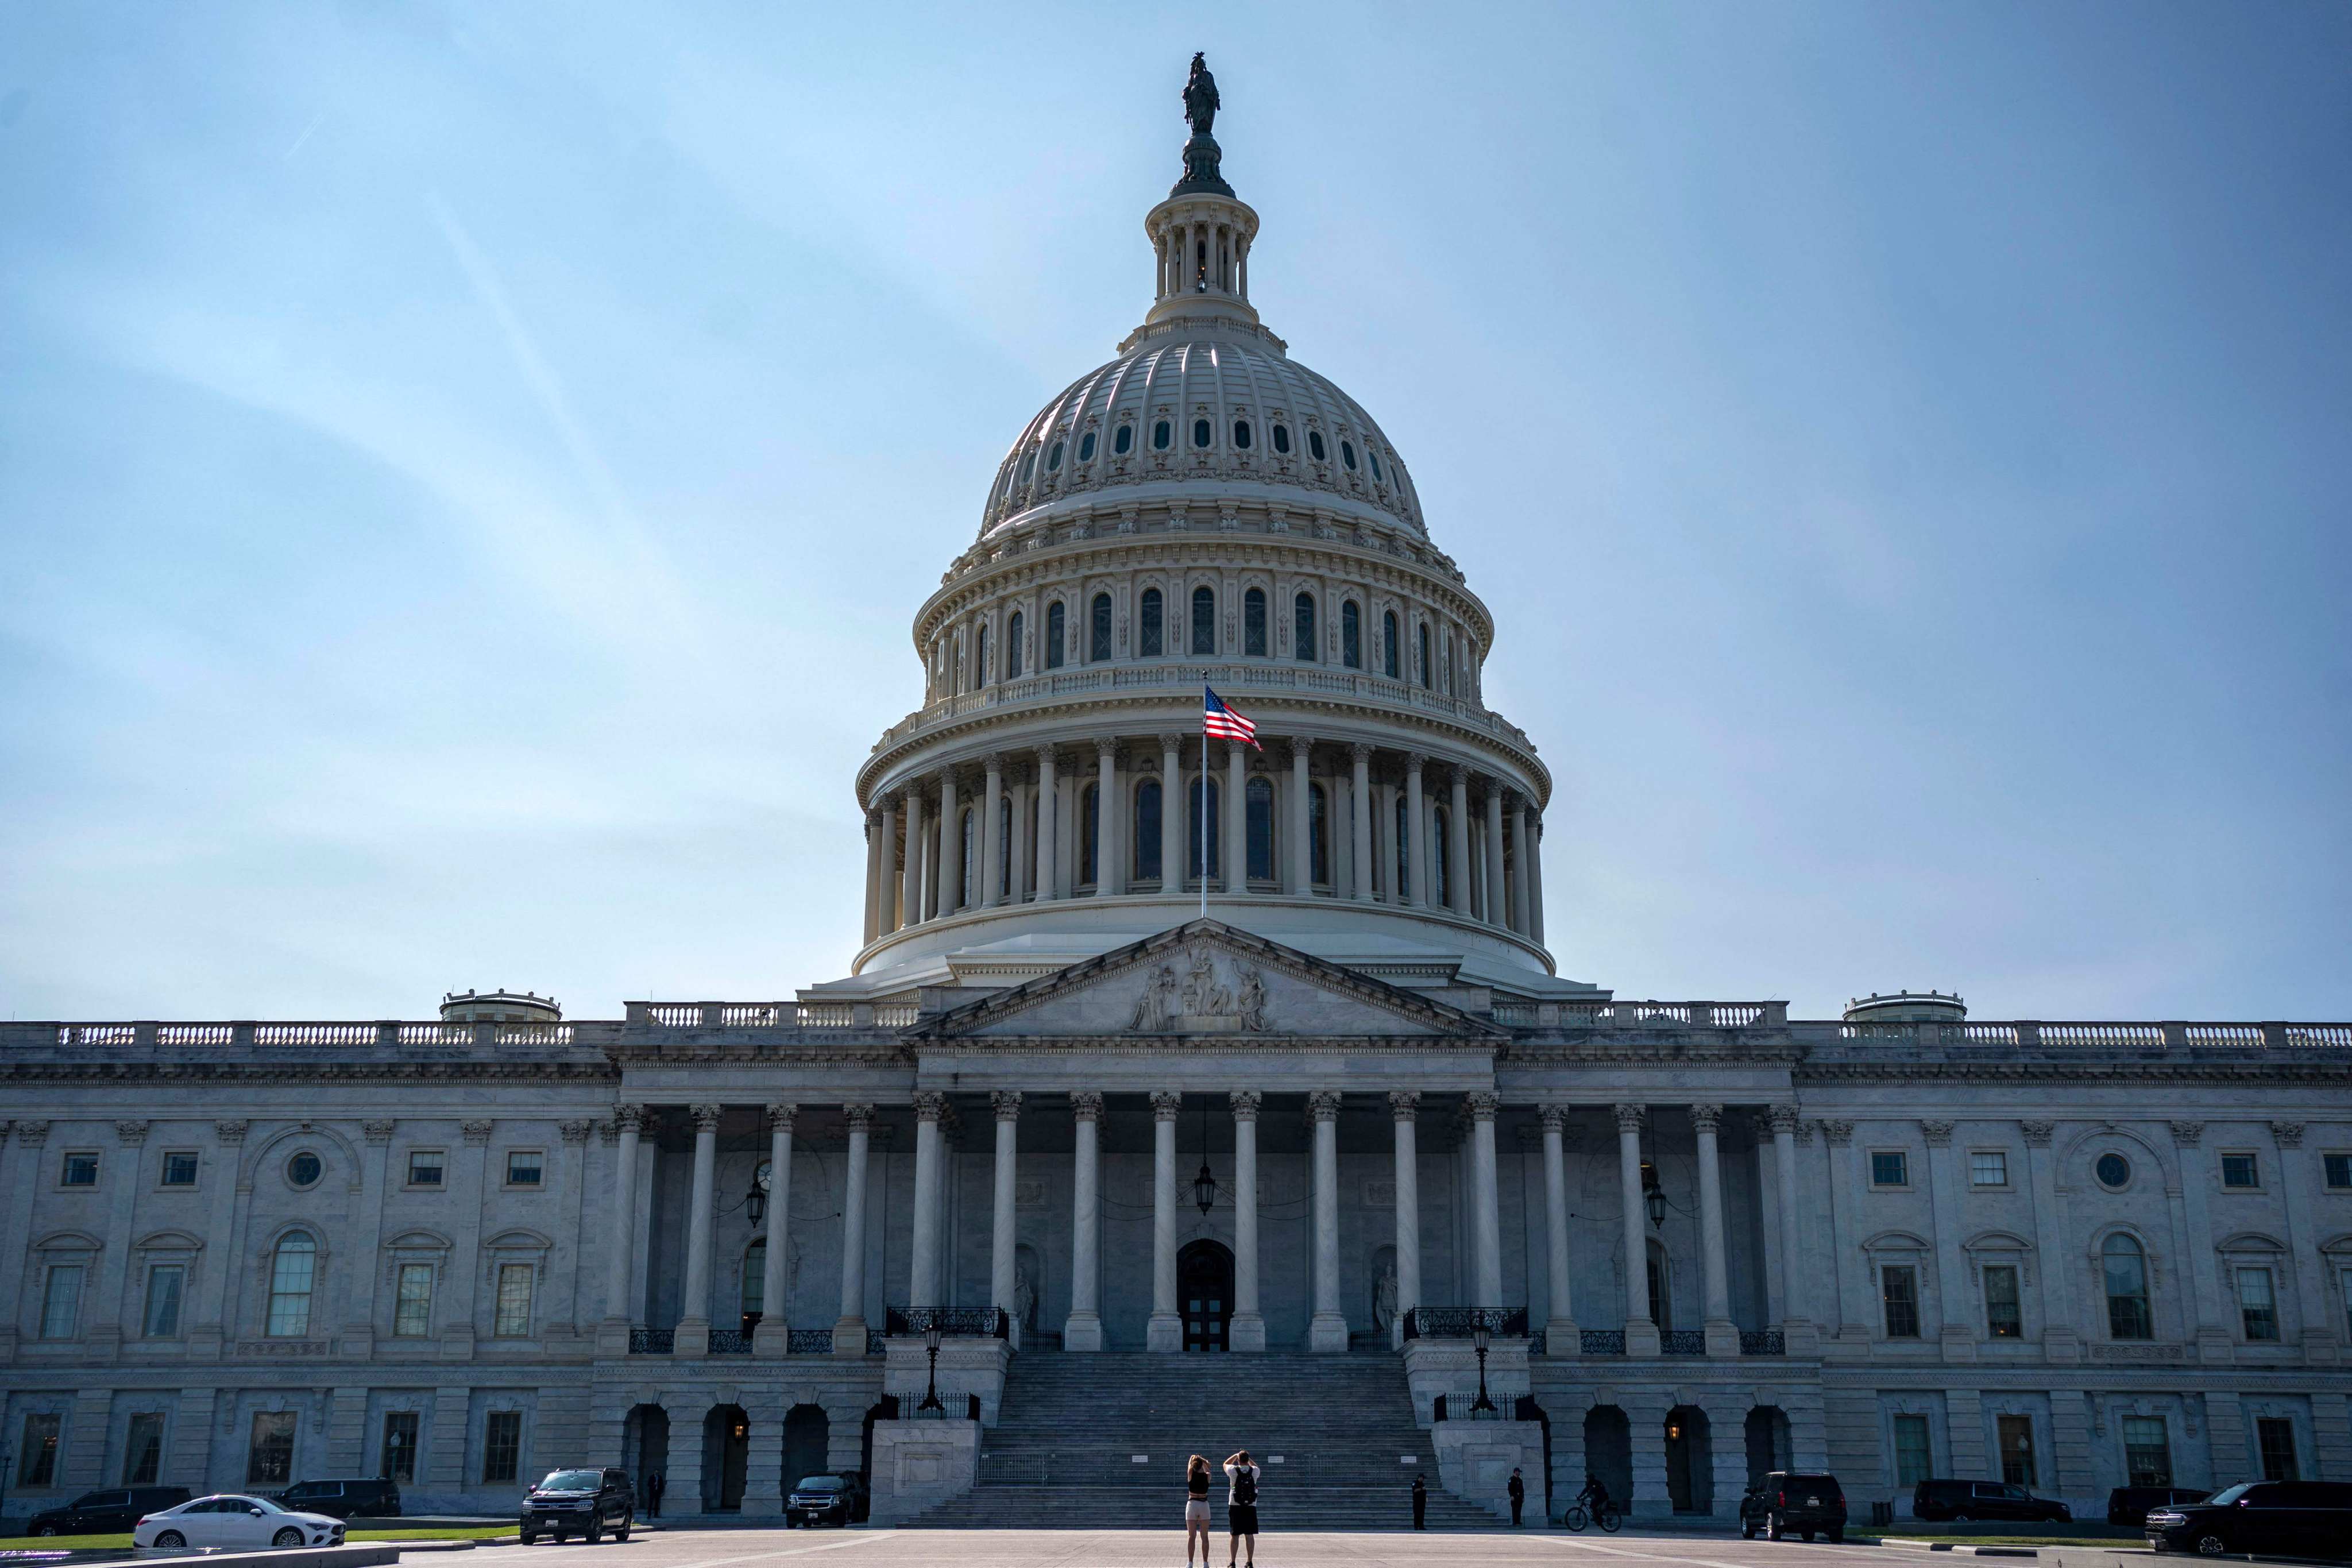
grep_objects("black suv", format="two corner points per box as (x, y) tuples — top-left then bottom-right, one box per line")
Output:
(785, 1473), (865, 1528)
(1741, 1471), (1847, 1542)
(2146, 1480), (2352, 1559)
(1914, 1478), (2072, 1523)
(27, 1487), (192, 1536)
(520, 1468), (635, 1543)
(2109, 1486), (2209, 1525)
(271, 1479), (402, 1519)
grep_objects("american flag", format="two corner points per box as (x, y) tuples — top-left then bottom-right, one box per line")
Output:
(1203, 686), (1260, 748)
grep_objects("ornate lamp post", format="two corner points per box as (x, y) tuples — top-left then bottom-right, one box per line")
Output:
(1643, 1163), (1666, 1230)
(1193, 1096), (1218, 1216)
(918, 1317), (945, 1413)
(1470, 1317), (1497, 1413)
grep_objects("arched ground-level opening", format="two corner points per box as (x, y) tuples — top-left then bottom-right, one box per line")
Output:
(1745, 1406), (1792, 1488)
(1521, 1396), (1553, 1520)
(621, 1404), (669, 1508)
(1584, 1405), (1632, 1509)
(782, 1405), (829, 1503)
(701, 1404), (748, 1512)
(1178, 1238), (1234, 1351)
(1666, 1406), (1712, 1515)
(858, 1400), (895, 1521)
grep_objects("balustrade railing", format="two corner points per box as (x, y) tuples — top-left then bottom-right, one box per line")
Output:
(1400, 1306), (1527, 1341)
(627, 1328), (675, 1355)
(1740, 1330), (1786, 1357)
(1579, 1329), (1627, 1356)
(786, 1328), (836, 1355)
(1659, 1329), (1708, 1357)
(706, 1329), (752, 1354)
(883, 1306), (1008, 1339)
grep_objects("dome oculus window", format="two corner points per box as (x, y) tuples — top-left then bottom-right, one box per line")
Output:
(285, 1151), (323, 1190)
(1153, 420), (1172, 451)
(1341, 439), (1358, 470)
(1114, 424), (1133, 455)
(1192, 418), (1212, 449)
(1046, 440), (1063, 472)
(1232, 419), (1252, 450)
(2095, 1153), (2132, 1190)
(1308, 430), (1327, 462)
(1272, 423), (1291, 454)
(1077, 431), (1096, 462)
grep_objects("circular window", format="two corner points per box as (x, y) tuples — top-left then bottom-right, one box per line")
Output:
(2095, 1152), (2131, 1189)
(286, 1151), (323, 1189)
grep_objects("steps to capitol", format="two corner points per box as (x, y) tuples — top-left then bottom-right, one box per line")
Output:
(904, 1351), (1503, 1531)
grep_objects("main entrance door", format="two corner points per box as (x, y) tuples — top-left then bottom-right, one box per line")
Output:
(1178, 1239), (1234, 1351)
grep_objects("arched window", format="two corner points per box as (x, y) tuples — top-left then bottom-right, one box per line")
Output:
(1431, 806), (1450, 907)
(975, 624), (990, 688)
(1341, 439), (1358, 470)
(1138, 588), (1164, 657)
(1018, 451), (1035, 482)
(267, 1232), (316, 1338)
(743, 1238), (766, 1322)
(1369, 449), (1384, 482)
(2103, 1235), (2153, 1340)
(959, 806), (975, 906)
(1272, 423), (1291, 454)
(1046, 440), (1063, 472)
(1308, 429), (1327, 462)
(1187, 775), (1221, 882)
(1079, 783), (1099, 887)
(1006, 610), (1025, 679)
(1416, 622), (1432, 689)
(1153, 420), (1172, 451)
(1243, 589), (1268, 656)
(1191, 586), (1216, 655)
(1293, 592), (1317, 662)
(1245, 777), (1275, 882)
(1089, 593), (1113, 661)
(1114, 424), (1133, 455)
(1134, 778), (1162, 882)
(1077, 430), (1096, 463)
(1045, 602), (1066, 669)
(1383, 611), (1400, 679)
(1308, 783), (1328, 885)
(1393, 794), (1411, 898)
(1341, 601), (1361, 669)
(1192, 418), (1212, 449)
(1233, 419), (1252, 449)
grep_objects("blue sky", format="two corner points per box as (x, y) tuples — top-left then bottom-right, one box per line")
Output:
(2, 2), (2346, 1021)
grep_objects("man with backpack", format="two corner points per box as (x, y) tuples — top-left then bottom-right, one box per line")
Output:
(1223, 1450), (1261, 1567)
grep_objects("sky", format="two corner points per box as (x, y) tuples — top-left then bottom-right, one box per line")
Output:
(1, 1), (2347, 1022)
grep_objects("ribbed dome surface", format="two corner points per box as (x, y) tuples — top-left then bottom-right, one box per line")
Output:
(979, 328), (1424, 536)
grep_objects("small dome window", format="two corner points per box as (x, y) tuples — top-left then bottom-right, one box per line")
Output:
(1153, 420), (1172, 450)
(286, 1151), (322, 1189)
(1341, 439), (1358, 470)
(1272, 423), (1291, 454)
(1077, 431), (1096, 462)
(1192, 418), (1212, 449)
(1308, 430), (1327, 462)
(1114, 424), (1134, 455)
(1369, 449), (1384, 481)
(1233, 419), (1252, 449)
(1046, 440), (1064, 472)
(1018, 453), (1034, 482)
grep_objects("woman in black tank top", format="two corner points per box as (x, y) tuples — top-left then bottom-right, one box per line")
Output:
(1185, 1455), (1213, 1565)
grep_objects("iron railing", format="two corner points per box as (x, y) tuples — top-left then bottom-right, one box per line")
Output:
(1740, 1330), (1786, 1356)
(883, 1306), (1008, 1339)
(627, 1328), (675, 1355)
(1579, 1329), (1627, 1355)
(1660, 1330), (1708, 1357)
(1400, 1306), (1528, 1341)
(706, 1329), (752, 1354)
(786, 1328), (835, 1354)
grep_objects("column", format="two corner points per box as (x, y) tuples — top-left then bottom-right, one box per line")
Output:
(1225, 740), (1248, 892)
(2169, 1122), (2227, 1359)
(979, 754), (1005, 906)
(674, 1103), (721, 1355)
(1159, 734), (1184, 895)
(1009, 777), (1031, 901)
(87, 1119), (146, 1354)
(1768, 1105), (1809, 1333)
(1616, 1104), (1659, 1354)
(1921, 1118), (1974, 1358)
(754, 1104), (795, 1355)
(1032, 746), (1059, 902)
(345, 1120), (394, 1354)
(1309, 1090), (1349, 1351)
(990, 1091), (1022, 1345)
(0, 1124), (36, 1360)
(936, 764), (961, 913)
(1469, 1092), (1503, 1309)
(1065, 1093), (1104, 1351)
(1230, 1092), (1265, 1351)
(1482, 781), (1507, 926)
(1350, 745), (1375, 901)
(2019, 1121), (2077, 1359)
(910, 1092), (945, 1308)
(1693, 1103), (1737, 1356)
(1287, 737), (1313, 894)
(1527, 811), (1546, 944)
(1540, 1105), (1578, 1352)
(1094, 737), (1118, 896)
(1447, 766), (1473, 916)
(833, 1104), (873, 1352)
(1148, 1092), (1182, 1350)
(862, 810), (882, 944)
(1374, 782), (1397, 902)
(899, 790), (926, 926)
(878, 798), (900, 933)
(2273, 1122), (2335, 1355)
(1405, 754), (1428, 907)
(600, 1107), (643, 1340)
(1509, 797), (1532, 934)
(1391, 1092), (1422, 1346)
(442, 1119), (493, 1353)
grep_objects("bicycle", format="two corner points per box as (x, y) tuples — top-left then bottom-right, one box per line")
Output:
(1562, 1501), (1622, 1532)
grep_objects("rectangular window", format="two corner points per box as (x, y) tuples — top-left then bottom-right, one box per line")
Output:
(2326, 1153), (2352, 1190)
(393, 1264), (435, 1337)
(1997, 1415), (2037, 1486)
(1882, 1265), (1921, 1339)
(381, 1412), (419, 1482)
(143, 1264), (186, 1338)
(1969, 1150), (2010, 1187)
(2236, 1267), (2280, 1341)
(483, 1411), (522, 1484)
(40, 1264), (84, 1339)
(125, 1413), (166, 1486)
(160, 1150), (199, 1187)
(1984, 1264), (2023, 1338)
(1871, 1150), (1910, 1187)
(504, 1150), (543, 1188)
(406, 1149), (445, 1188)
(61, 1152), (99, 1187)
(247, 1410), (297, 1486)
(2220, 1152), (2260, 1189)
(2256, 1418), (2299, 1482)
(493, 1264), (535, 1337)
(19, 1412), (61, 1487)
(1892, 1413), (1933, 1486)
(2122, 1416), (2171, 1487)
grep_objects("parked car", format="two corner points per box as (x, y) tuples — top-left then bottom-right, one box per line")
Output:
(2146, 1480), (2352, 1559)
(1913, 1478), (2072, 1523)
(26, 1487), (191, 1537)
(133, 1494), (346, 1550)
(2109, 1486), (2210, 1525)
(1740, 1472), (1848, 1542)
(519, 1467), (635, 1544)
(785, 1473), (865, 1528)
(270, 1478), (402, 1519)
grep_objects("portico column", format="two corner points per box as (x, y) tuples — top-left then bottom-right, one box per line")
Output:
(1508, 797), (1532, 935)
(1390, 1092), (1422, 1346)
(990, 1092), (1022, 1345)
(910, 1092), (945, 1308)
(833, 1104), (874, 1352)
(1767, 1105), (1808, 1333)
(1308, 1091), (1349, 1351)
(878, 799), (901, 933)
(1159, 734), (1185, 895)
(601, 1105), (643, 1335)
(1469, 1092), (1503, 1308)
(1447, 766), (1473, 916)
(1230, 1091), (1265, 1351)
(1008, 778), (1030, 901)
(1482, 782), (1507, 927)
(1404, 753), (1429, 907)
(674, 1102), (721, 1355)
(1287, 737), (1313, 894)
(1225, 740), (1249, 892)
(900, 791), (928, 925)
(2019, 1121), (2076, 1360)
(862, 810), (882, 944)
(1527, 812), (1546, 944)
(1094, 737), (1118, 896)
(1693, 1104), (1737, 1356)
(1034, 746), (1059, 902)
(753, 1104), (795, 1355)
(1065, 1093), (1104, 1350)
(979, 754), (1005, 906)
(1616, 1103), (1660, 1355)
(1350, 745), (1375, 901)
(1148, 1092), (1183, 1350)
(937, 764), (962, 913)
(1540, 1106), (1578, 1353)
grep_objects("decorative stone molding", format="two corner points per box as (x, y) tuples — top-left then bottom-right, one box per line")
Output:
(213, 1120), (246, 1145)
(614, 1104), (647, 1134)
(1227, 1090), (1260, 1121)
(1069, 1091), (1104, 1121)
(115, 1119), (150, 1144)
(766, 1103), (798, 1133)
(1689, 1104), (1723, 1134)
(1613, 1103), (1646, 1135)
(462, 1119), (495, 1144)
(1767, 1104), (1802, 1137)
(1306, 1090), (1343, 1122)
(1820, 1119), (1854, 1146)
(1537, 1103), (1569, 1134)
(1158, 732), (1185, 753)
(991, 1090), (1024, 1120)
(2021, 1120), (2054, 1147)
(1921, 1119), (1955, 1147)
(2271, 1122), (2305, 1148)
(913, 1092), (948, 1122)
(558, 1119), (592, 1145)
(2168, 1121), (2203, 1145)
(1389, 1090), (1421, 1121)
(1465, 1091), (1500, 1122)
(361, 1119), (395, 1145)
(1791, 1119), (1814, 1146)
(1150, 1091), (1184, 1121)
(1351, 741), (1374, 763)
(844, 1103), (876, 1133)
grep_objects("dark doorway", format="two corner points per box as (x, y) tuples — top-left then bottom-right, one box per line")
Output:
(622, 1404), (669, 1505)
(1178, 1239), (1234, 1351)
(701, 1405), (748, 1512)
(1745, 1406), (1790, 1489)
(783, 1405), (829, 1501)
(1584, 1405), (1632, 1511)
(1666, 1406), (1712, 1515)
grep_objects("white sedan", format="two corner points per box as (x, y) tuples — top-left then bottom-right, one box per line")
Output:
(134, 1494), (347, 1550)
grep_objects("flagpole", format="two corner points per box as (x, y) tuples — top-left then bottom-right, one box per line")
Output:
(1198, 696), (1208, 922)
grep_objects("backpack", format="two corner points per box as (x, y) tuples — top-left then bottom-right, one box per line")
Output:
(1233, 1467), (1257, 1505)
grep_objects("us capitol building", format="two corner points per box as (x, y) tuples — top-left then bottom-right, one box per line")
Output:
(5, 60), (2349, 1531)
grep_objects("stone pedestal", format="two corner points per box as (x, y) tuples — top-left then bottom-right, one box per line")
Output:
(866, 1420), (980, 1525)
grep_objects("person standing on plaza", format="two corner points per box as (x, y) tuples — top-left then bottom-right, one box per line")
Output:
(1223, 1450), (1261, 1568)
(646, 1471), (664, 1520)
(1508, 1467), (1525, 1526)
(1412, 1472), (1428, 1530)
(1185, 1455), (1214, 1566)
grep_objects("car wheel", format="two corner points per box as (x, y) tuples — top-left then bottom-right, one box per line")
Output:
(274, 1527), (306, 1547)
(2195, 1534), (2228, 1556)
(586, 1517), (603, 1544)
(616, 1513), (632, 1542)
(1802, 1531), (1817, 1543)
(1742, 1524), (1756, 1540)
(521, 1532), (538, 1546)
(1954, 1513), (1973, 1523)
(156, 1532), (186, 1549)
(32, 1527), (57, 1538)
(1829, 1528), (1845, 1544)
(1768, 1515), (1784, 1540)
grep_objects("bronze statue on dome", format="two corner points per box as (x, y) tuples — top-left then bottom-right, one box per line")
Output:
(1184, 53), (1219, 138)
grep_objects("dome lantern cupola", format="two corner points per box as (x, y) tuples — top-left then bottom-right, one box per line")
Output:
(1141, 53), (1262, 337)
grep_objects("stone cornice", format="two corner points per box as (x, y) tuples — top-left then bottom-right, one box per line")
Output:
(0, 1060), (624, 1087)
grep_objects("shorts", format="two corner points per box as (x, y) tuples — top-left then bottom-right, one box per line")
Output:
(1185, 1500), (1210, 1525)
(1228, 1503), (1259, 1535)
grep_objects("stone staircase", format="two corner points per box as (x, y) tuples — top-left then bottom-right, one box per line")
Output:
(905, 1349), (1502, 1531)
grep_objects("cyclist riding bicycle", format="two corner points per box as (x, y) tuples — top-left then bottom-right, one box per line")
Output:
(1577, 1474), (1613, 1515)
